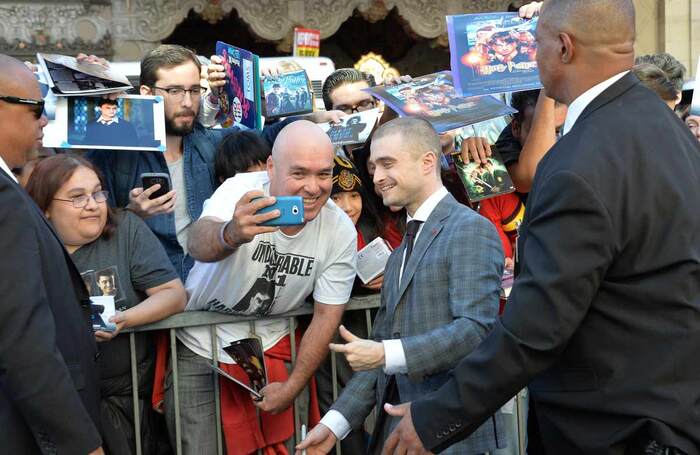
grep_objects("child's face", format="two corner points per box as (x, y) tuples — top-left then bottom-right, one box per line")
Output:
(331, 190), (362, 225)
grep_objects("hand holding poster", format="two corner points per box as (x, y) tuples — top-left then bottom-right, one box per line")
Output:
(447, 13), (541, 97)
(215, 41), (263, 130)
(317, 108), (379, 145)
(262, 61), (314, 118)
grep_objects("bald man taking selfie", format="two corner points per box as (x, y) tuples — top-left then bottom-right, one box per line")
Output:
(382, 1), (700, 454)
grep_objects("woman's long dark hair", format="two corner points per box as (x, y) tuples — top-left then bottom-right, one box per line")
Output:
(26, 154), (119, 239)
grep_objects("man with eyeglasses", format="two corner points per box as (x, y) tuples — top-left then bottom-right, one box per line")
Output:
(87, 45), (292, 282)
(0, 54), (104, 454)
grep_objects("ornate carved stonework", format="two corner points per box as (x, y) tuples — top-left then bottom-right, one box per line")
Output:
(0, 0), (513, 60)
(0, 2), (112, 57)
(109, 0), (512, 52)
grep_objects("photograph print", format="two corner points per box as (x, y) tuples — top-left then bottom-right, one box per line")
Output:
(223, 338), (268, 394)
(318, 107), (379, 145)
(447, 12), (542, 97)
(42, 94), (166, 151)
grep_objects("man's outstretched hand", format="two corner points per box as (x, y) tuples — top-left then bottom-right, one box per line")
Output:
(294, 424), (337, 455)
(329, 325), (385, 371)
(382, 403), (433, 455)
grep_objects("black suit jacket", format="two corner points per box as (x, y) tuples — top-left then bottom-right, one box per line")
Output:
(0, 170), (102, 453)
(411, 73), (700, 454)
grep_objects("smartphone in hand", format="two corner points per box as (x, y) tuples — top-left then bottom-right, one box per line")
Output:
(255, 196), (305, 226)
(140, 173), (171, 199)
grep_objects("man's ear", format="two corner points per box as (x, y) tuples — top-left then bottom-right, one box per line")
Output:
(674, 91), (683, 107)
(140, 85), (152, 96)
(423, 151), (438, 175)
(559, 32), (574, 64)
(266, 155), (274, 176)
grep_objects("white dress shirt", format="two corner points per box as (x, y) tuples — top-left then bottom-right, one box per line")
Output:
(0, 155), (18, 183)
(97, 116), (119, 125)
(320, 186), (449, 440)
(562, 71), (629, 135)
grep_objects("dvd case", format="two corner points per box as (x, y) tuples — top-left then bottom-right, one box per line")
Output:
(447, 13), (541, 97)
(262, 61), (314, 118)
(364, 71), (516, 133)
(215, 41), (263, 130)
(452, 149), (516, 202)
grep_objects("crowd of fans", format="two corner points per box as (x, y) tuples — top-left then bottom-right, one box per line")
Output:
(1, 0), (699, 454)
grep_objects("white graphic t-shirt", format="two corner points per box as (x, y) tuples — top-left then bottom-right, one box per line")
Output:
(178, 171), (357, 363)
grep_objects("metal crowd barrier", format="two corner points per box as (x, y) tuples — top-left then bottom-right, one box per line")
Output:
(123, 293), (527, 455)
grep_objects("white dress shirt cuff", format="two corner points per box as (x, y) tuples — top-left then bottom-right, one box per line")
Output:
(320, 410), (352, 440)
(383, 339), (408, 375)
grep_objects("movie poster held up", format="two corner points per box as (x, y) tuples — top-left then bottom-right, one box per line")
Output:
(215, 41), (263, 130)
(262, 61), (314, 118)
(447, 13), (541, 97)
(364, 71), (516, 133)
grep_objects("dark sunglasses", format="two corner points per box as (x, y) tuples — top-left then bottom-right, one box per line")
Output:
(0, 95), (45, 120)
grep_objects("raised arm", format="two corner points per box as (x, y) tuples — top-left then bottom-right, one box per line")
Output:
(187, 190), (279, 262)
(507, 91), (558, 192)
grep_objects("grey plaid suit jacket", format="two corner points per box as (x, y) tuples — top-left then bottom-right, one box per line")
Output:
(331, 193), (507, 454)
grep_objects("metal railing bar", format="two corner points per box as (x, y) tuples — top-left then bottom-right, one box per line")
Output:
(170, 329), (182, 455)
(210, 325), (224, 455)
(129, 332), (142, 455)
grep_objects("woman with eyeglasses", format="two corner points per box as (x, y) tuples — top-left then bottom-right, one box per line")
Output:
(26, 154), (186, 455)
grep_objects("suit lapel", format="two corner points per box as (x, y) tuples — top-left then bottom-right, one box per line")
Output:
(0, 170), (90, 303)
(574, 72), (639, 130)
(387, 195), (454, 317)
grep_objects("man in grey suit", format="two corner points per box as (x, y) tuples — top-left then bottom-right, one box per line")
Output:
(296, 117), (506, 455)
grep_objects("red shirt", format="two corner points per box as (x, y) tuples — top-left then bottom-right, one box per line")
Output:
(478, 193), (525, 259)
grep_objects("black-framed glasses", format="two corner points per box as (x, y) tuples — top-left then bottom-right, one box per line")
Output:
(152, 86), (207, 101)
(334, 99), (377, 115)
(0, 95), (45, 120)
(54, 190), (109, 209)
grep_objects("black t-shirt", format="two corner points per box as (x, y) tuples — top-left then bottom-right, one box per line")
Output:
(495, 123), (529, 203)
(495, 123), (523, 168)
(72, 210), (177, 395)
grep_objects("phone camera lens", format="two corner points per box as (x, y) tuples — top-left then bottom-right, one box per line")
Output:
(292, 206), (299, 215)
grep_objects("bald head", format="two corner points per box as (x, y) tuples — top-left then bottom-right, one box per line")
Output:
(0, 54), (39, 96)
(0, 54), (46, 169)
(271, 119), (333, 162)
(535, 0), (635, 104)
(267, 120), (335, 223)
(540, 0), (635, 48)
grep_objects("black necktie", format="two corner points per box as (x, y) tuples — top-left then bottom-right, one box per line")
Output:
(403, 220), (423, 270)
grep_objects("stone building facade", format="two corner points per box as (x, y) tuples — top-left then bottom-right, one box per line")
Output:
(0, 0), (697, 78)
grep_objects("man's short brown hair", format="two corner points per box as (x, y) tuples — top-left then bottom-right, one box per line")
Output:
(140, 44), (201, 88)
